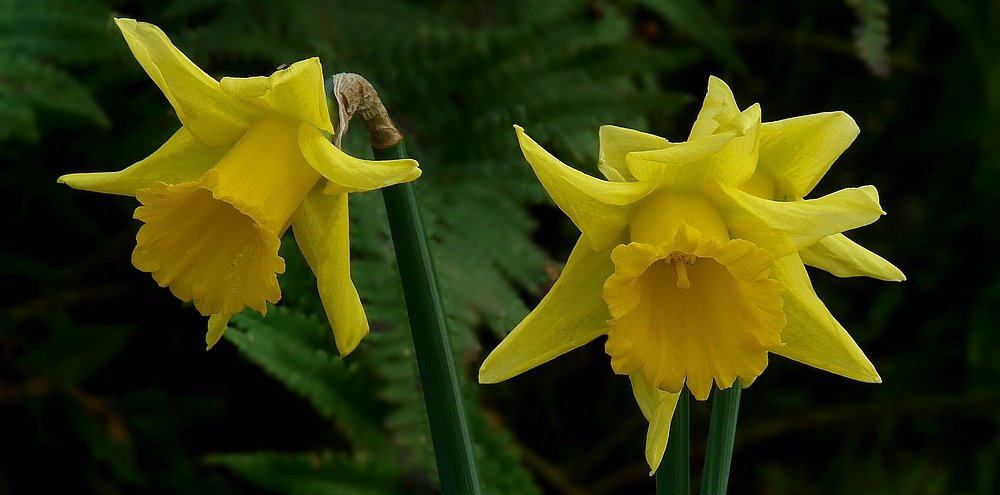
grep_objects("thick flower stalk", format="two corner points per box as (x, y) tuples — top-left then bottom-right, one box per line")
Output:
(479, 76), (904, 472)
(58, 19), (420, 352)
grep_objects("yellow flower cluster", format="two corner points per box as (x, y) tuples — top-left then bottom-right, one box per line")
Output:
(57, 18), (904, 475)
(479, 76), (904, 472)
(58, 19), (420, 353)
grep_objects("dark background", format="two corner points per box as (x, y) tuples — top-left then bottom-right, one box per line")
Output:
(3, 0), (999, 494)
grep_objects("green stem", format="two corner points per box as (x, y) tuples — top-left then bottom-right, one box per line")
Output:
(657, 388), (690, 495)
(374, 142), (483, 495)
(700, 380), (742, 495)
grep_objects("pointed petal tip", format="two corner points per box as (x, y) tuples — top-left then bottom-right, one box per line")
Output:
(56, 172), (140, 196)
(477, 354), (509, 384)
(113, 17), (143, 37)
(331, 319), (368, 358)
(645, 442), (664, 475)
(883, 262), (906, 282)
(58, 173), (100, 191)
(863, 362), (882, 384)
(297, 56), (321, 70)
(337, 342), (357, 358)
(206, 313), (230, 350)
(858, 365), (882, 384)
(330, 313), (368, 358)
(829, 110), (861, 137)
(477, 365), (496, 385)
(824, 343), (884, 384)
(858, 185), (885, 214)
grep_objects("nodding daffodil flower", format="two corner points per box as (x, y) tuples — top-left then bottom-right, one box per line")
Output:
(58, 19), (420, 353)
(479, 76), (903, 473)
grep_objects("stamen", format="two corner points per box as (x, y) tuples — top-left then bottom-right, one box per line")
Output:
(675, 261), (690, 289)
(669, 251), (695, 289)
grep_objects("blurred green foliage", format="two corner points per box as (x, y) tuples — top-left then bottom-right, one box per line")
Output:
(2, 0), (1000, 494)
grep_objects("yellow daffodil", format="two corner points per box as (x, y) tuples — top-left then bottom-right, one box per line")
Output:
(58, 19), (420, 353)
(479, 76), (903, 473)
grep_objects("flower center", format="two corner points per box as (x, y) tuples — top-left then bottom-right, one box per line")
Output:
(603, 224), (786, 401)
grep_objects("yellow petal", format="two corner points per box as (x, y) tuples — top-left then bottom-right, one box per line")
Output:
(598, 125), (671, 182)
(291, 188), (369, 356)
(220, 58), (334, 134)
(626, 104), (760, 191)
(604, 225), (785, 401)
(688, 76), (741, 140)
(132, 181), (285, 317)
(198, 115), (321, 235)
(800, 233), (905, 281)
(479, 236), (617, 384)
(297, 124), (421, 194)
(58, 127), (230, 196)
(515, 125), (657, 251)
(114, 18), (263, 146)
(758, 112), (860, 199)
(738, 170), (777, 200)
(711, 182), (885, 258)
(629, 191), (730, 249)
(626, 132), (729, 184)
(206, 313), (231, 350)
(629, 371), (681, 475)
(769, 254), (881, 383)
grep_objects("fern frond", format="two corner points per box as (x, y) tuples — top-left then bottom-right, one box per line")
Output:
(0, 54), (109, 140)
(0, 0), (119, 64)
(637, 0), (746, 72)
(0, 0), (116, 140)
(226, 306), (390, 455)
(846, 0), (891, 77)
(205, 451), (406, 495)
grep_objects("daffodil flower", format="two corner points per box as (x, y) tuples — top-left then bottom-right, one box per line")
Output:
(479, 76), (903, 472)
(58, 19), (420, 353)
